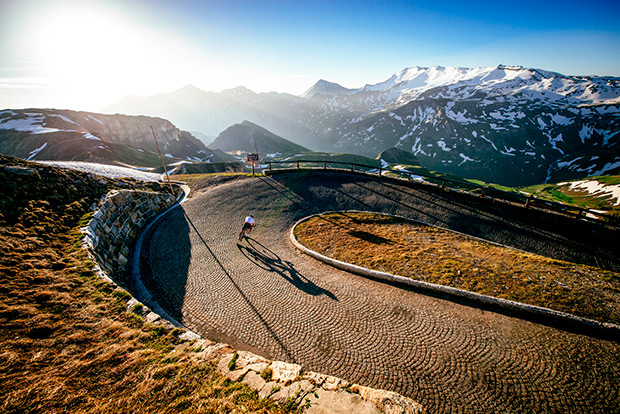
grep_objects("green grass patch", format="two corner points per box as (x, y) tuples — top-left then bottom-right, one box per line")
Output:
(520, 175), (620, 210)
(228, 351), (239, 371)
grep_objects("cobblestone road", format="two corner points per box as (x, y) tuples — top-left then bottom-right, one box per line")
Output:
(140, 172), (620, 414)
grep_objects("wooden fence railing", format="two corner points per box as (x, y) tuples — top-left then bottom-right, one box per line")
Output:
(262, 160), (616, 227)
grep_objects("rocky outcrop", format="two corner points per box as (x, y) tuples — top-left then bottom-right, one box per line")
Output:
(210, 348), (426, 414)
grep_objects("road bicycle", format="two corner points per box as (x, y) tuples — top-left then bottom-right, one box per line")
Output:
(238, 224), (254, 242)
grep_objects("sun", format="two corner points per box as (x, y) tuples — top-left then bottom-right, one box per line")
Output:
(20, 1), (191, 109)
(7, 0), (286, 110)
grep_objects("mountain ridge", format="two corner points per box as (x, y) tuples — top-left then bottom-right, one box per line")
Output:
(0, 109), (234, 167)
(302, 79), (358, 99)
(103, 64), (620, 186)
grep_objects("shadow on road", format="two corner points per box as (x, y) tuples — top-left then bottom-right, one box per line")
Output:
(137, 206), (191, 322)
(258, 176), (305, 204)
(237, 237), (338, 301)
(183, 211), (298, 362)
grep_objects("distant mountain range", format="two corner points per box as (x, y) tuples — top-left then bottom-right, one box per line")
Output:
(104, 65), (620, 186)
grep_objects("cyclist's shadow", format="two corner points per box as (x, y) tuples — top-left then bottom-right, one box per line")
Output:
(237, 238), (338, 301)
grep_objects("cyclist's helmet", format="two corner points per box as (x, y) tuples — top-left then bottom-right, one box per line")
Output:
(249, 213), (254, 217)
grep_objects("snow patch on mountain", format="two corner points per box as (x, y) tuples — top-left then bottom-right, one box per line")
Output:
(27, 142), (47, 160)
(579, 125), (594, 142)
(38, 161), (163, 181)
(458, 153), (474, 166)
(548, 133), (565, 154)
(437, 139), (451, 152)
(83, 133), (101, 141)
(86, 115), (104, 125)
(446, 102), (479, 125)
(0, 112), (60, 134)
(49, 114), (78, 125)
(564, 180), (620, 206)
(550, 114), (571, 125)
(480, 136), (499, 151)
(592, 160), (620, 176)
(500, 146), (517, 156)
(556, 157), (584, 169)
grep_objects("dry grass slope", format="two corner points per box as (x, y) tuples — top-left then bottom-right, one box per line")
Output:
(0, 156), (291, 414)
(294, 212), (620, 325)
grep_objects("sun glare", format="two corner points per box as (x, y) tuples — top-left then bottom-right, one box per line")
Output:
(6, 1), (310, 110)
(21, 2), (199, 109)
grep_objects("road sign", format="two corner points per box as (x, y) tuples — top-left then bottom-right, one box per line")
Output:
(247, 153), (259, 162)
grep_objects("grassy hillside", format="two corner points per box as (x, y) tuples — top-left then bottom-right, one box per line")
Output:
(0, 156), (288, 413)
(520, 175), (620, 210)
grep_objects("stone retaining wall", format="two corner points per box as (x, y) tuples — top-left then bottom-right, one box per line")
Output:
(82, 189), (178, 287)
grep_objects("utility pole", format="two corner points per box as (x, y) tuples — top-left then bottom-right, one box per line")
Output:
(253, 133), (259, 160)
(151, 126), (175, 196)
(248, 133), (260, 176)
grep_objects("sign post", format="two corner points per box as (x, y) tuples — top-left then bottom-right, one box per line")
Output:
(246, 153), (259, 175)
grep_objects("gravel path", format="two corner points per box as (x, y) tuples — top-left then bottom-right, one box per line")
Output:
(140, 171), (620, 414)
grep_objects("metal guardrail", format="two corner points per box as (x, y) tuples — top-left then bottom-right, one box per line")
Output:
(263, 160), (616, 227)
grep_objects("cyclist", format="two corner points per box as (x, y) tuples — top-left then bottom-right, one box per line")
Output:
(238, 213), (255, 241)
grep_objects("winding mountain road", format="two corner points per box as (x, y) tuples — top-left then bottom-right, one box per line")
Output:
(139, 171), (620, 414)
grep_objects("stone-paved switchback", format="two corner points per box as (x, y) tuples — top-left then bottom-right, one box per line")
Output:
(139, 171), (620, 414)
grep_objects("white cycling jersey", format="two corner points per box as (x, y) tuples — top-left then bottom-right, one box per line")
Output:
(245, 216), (255, 226)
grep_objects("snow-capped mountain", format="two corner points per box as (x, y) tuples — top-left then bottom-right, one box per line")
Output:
(361, 65), (620, 106)
(323, 66), (619, 184)
(103, 65), (620, 186)
(0, 109), (233, 167)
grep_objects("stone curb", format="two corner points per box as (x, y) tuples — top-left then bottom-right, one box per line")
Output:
(84, 185), (426, 413)
(290, 210), (620, 339)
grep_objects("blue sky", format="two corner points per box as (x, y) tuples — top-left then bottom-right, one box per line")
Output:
(1, 0), (619, 111)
